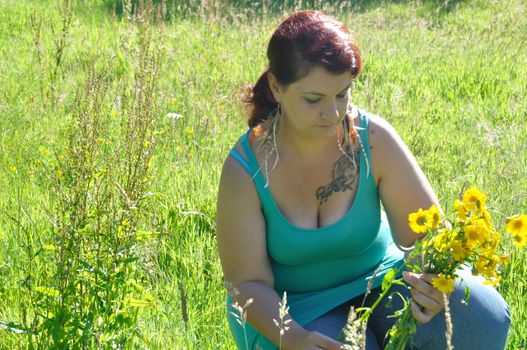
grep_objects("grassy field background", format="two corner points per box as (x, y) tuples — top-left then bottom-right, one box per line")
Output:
(0, 0), (526, 348)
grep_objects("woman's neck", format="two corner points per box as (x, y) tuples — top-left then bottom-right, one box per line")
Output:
(276, 123), (342, 164)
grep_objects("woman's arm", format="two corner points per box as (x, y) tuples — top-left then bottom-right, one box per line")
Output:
(369, 115), (446, 323)
(216, 153), (343, 349)
(368, 115), (440, 248)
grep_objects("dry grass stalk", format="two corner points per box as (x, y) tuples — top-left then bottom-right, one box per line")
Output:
(341, 306), (366, 350)
(273, 291), (291, 350)
(443, 292), (453, 350)
(225, 281), (253, 350)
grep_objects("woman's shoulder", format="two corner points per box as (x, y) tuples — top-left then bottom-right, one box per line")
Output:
(357, 110), (392, 134)
(221, 140), (249, 181)
(361, 111), (402, 150)
(359, 111), (410, 184)
(219, 132), (260, 197)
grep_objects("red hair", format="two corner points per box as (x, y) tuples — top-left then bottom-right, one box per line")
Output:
(245, 11), (362, 128)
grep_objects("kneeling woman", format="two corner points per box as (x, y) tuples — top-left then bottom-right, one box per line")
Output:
(216, 10), (510, 350)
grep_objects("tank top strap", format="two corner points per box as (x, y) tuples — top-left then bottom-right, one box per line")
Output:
(239, 130), (275, 205)
(239, 130), (255, 171)
(229, 148), (251, 174)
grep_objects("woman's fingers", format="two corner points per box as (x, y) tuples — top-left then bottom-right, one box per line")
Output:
(403, 272), (444, 304)
(410, 300), (434, 324)
(403, 271), (450, 323)
(403, 272), (436, 295)
(410, 287), (442, 313)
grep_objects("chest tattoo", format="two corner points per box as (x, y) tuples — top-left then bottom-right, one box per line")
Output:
(315, 150), (360, 204)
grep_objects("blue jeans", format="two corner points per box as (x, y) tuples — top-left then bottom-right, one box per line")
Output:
(304, 267), (511, 349)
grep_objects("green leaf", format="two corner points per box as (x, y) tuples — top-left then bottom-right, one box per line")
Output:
(392, 278), (406, 287)
(462, 286), (471, 305)
(128, 294), (155, 307)
(135, 230), (160, 240)
(128, 299), (153, 307)
(382, 269), (397, 291)
(406, 264), (422, 272)
(355, 307), (370, 313)
(35, 286), (60, 298)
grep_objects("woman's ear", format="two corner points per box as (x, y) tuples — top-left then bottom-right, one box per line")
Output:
(267, 72), (282, 103)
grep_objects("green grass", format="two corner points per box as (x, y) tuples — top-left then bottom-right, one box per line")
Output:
(1, 0), (526, 348)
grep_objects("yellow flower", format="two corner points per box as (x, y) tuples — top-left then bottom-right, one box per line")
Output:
(512, 233), (527, 249)
(454, 199), (468, 221)
(475, 255), (499, 278)
(433, 231), (448, 251)
(483, 275), (502, 286)
(448, 241), (466, 262)
(408, 208), (429, 234)
(474, 257), (487, 276)
(427, 205), (442, 230)
(481, 208), (493, 229)
(464, 219), (490, 248)
(464, 227), (481, 248)
(506, 215), (527, 236)
(431, 274), (455, 293)
(499, 256), (510, 265)
(484, 231), (500, 253)
(462, 187), (486, 211)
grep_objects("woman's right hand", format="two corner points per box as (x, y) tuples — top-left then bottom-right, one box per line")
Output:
(297, 331), (346, 350)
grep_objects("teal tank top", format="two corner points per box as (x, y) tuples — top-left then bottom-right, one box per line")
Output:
(226, 110), (404, 349)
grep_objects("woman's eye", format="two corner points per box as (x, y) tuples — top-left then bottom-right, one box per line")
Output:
(304, 98), (321, 104)
(337, 93), (348, 99)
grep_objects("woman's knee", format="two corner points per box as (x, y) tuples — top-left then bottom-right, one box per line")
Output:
(453, 272), (511, 332)
(369, 271), (511, 349)
(418, 273), (511, 349)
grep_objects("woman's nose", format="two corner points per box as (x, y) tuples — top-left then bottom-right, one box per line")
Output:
(322, 100), (339, 120)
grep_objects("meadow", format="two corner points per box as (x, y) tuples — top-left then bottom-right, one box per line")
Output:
(0, 0), (525, 348)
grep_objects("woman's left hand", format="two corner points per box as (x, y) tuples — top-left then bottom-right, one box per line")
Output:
(402, 271), (451, 324)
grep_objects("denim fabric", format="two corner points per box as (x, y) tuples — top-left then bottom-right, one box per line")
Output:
(304, 267), (511, 350)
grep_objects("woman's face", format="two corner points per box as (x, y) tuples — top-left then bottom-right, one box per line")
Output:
(269, 66), (353, 139)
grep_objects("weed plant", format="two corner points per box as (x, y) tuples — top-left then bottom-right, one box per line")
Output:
(1, 1), (164, 348)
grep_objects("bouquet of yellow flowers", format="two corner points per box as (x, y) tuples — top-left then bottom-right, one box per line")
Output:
(342, 188), (527, 349)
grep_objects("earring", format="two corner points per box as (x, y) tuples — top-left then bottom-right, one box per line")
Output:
(257, 103), (281, 188)
(345, 104), (357, 144)
(270, 104), (281, 120)
(270, 103), (280, 169)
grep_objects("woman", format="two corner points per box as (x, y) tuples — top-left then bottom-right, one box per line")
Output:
(216, 11), (510, 350)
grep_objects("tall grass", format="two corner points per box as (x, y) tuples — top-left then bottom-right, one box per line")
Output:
(0, 0), (526, 348)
